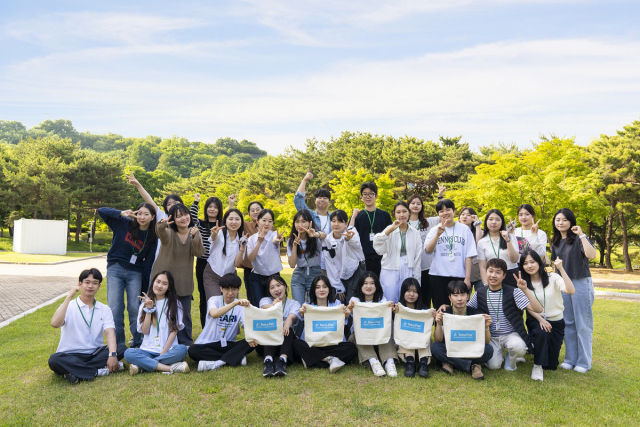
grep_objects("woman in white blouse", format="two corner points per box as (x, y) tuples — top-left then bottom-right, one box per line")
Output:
(515, 204), (549, 263)
(477, 209), (519, 287)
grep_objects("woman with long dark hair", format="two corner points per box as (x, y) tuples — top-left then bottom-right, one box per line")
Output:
(551, 208), (596, 374)
(98, 202), (158, 348)
(287, 210), (324, 306)
(458, 206), (483, 290)
(476, 209), (519, 287)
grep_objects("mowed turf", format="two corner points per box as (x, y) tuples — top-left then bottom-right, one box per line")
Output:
(0, 271), (639, 427)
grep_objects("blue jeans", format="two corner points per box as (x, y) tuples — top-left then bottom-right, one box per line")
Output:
(562, 276), (594, 370)
(107, 262), (143, 347)
(248, 272), (270, 307)
(124, 345), (188, 372)
(430, 342), (494, 372)
(291, 266), (321, 305)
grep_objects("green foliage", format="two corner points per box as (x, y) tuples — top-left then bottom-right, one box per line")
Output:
(329, 169), (396, 214)
(0, 120), (27, 144)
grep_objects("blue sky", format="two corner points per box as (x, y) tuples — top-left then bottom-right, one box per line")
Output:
(1, 1), (639, 154)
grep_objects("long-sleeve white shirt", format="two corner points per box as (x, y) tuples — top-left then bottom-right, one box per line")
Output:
(373, 225), (422, 280)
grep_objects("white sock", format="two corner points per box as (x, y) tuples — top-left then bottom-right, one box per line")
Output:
(369, 358), (378, 365)
(264, 356), (273, 362)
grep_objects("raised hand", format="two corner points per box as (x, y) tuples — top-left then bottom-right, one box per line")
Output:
(139, 292), (154, 309)
(306, 224), (317, 238)
(514, 271), (528, 291)
(257, 228), (267, 242)
(343, 229), (356, 241)
(531, 219), (541, 234)
(553, 257), (564, 271)
(500, 229), (511, 241)
(228, 194), (236, 206)
(293, 233), (301, 246)
(159, 215), (174, 225)
(68, 284), (80, 298)
(471, 214), (479, 223)
(120, 209), (137, 219)
(273, 230), (284, 244)
(438, 182), (446, 197)
(189, 226), (198, 237)
(127, 171), (140, 186)
(194, 193), (200, 203)
(391, 219), (401, 231)
(211, 221), (225, 235)
(571, 225), (583, 235)
(303, 169), (314, 182)
(436, 218), (446, 236)
(352, 208), (360, 218)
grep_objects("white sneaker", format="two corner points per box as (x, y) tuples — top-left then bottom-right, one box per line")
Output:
(385, 360), (398, 377)
(241, 356), (247, 366)
(170, 361), (190, 374)
(574, 366), (588, 374)
(531, 365), (544, 381)
(118, 361), (125, 371)
(198, 361), (217, 372)
(370, 359), (385, 377)
(129, 364), (139, 376)
(559, 362), (574, 370)
(96, 367), (109, 377)
(517, 357), (526, 363)
(327, 356), (345, 374)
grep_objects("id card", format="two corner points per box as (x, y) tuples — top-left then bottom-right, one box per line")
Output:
(448, 253), (455, 262)
(130, 254), (137, 264)
(154, 336), (161, 347)
(220, 337), (227, 347)
(370, 233), (375, 241)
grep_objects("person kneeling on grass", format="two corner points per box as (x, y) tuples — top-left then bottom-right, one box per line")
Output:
(49, 268), (126, 385)
(188, 274), (257, 371)
(124, 271), (189, 375)
(292, 275), (357, 373)
(468, 258), (543, 371)
(431, 280), (493, 380)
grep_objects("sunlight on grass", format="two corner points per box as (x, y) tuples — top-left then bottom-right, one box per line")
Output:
(0, 252), (106, 263)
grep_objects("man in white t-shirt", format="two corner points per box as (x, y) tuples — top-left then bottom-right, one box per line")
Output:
(48, 269), (126, 384)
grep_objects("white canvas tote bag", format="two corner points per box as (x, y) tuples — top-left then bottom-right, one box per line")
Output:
(442, 313), (485, 358)
(244, 302), (284, 346)
(303, 305), (345, 347)
(393, 304), (434, 351)
(353, 302), (392, 345)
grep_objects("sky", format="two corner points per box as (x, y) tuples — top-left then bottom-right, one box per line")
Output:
(1, 0), (639, 154)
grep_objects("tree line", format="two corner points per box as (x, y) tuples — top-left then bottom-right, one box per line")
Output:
(1, 118), (639, 270)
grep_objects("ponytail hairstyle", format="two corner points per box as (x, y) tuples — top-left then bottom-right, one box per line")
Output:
(221, 208), (245, 256)
(482, 208), (508, 250)
(459, 207), (479, 237)
(139, 271), (180, 332)
(398, 278), (423, 309)
(407, 195), (428, 230)
(203, 197), (223, 225)
(552, 208), (578, 246)
(354, 271), (384, 303)
(287, 210), (320, 258)
(518, 250), (549, 290)
(129, 202), (158, 245)
(309, 275), (337, 305)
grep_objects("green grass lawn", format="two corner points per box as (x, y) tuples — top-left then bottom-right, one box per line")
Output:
(0, 271), (639, 426)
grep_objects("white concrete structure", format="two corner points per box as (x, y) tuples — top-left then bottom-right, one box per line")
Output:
(13, 219), (68, 255)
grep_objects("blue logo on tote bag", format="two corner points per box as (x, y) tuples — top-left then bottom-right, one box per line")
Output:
(400, 319), (425, 333)
(312, 320), (338, 332)
(451, 330), (476, 341)
(361, 317), (384, 329)
(253, 319), (277, 331)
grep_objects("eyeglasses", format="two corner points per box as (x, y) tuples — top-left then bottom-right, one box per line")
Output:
(249, 208), (262, 213)
(361, 192), (376, 198)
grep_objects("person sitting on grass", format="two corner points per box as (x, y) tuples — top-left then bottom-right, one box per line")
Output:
(467, 258), (543, 371)
(431, 280), (493, 380)
(123, 271), (189, 375)
(188, 273), (256, 372)
(48, 268), (126, 385)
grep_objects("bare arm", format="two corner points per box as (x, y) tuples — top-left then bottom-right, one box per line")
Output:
(479, 260), (488, 285)
(128, 172), (160, 214)
(159, 331), (177, 356)
(105, 328), (119, 372)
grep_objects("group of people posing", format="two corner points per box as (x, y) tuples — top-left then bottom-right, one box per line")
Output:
(48, 171), (596, 384)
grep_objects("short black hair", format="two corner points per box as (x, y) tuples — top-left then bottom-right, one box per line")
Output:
(447, 280), (468, 295)
(435, 198), (455, 213)
(486, 258), (508, 274)
(219, 273), (242, 289)
(330, 209), (348, 223)
(79, 268), (103, 283)
(314, 188), (331, 200)
(360, 182), (378, 195)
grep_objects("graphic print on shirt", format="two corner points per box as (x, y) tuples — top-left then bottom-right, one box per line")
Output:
(124, 232), (145, 251)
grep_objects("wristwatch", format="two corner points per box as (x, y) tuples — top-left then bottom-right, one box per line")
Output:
(109, 352), (117, 357)
(473, 220), (482, 227)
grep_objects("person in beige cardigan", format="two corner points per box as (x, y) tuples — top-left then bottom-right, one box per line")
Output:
(151, 203), (205, 346)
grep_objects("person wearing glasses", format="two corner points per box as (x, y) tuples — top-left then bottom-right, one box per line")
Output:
(349, 182), (392, 278)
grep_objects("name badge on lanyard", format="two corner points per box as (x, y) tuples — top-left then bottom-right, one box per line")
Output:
(369, 233), (375, 242)
(154, 335), (161, 348)
(448, 253), (455, 262)
(220, 337), (227, 347)
(130, 255), (137, 264)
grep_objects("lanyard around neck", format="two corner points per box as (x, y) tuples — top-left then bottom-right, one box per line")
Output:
(76, 298), (96, 330)
(487, 287), (502, 328)
(156, 299), (167, 336)
(365, 209), (377, 233)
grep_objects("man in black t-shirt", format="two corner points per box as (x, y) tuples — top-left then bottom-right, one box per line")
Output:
(349, 181), (392, 278)
(431, 280), (493, 380)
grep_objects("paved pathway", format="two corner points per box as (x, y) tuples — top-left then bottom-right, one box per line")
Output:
(0, 256), (107, 323)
